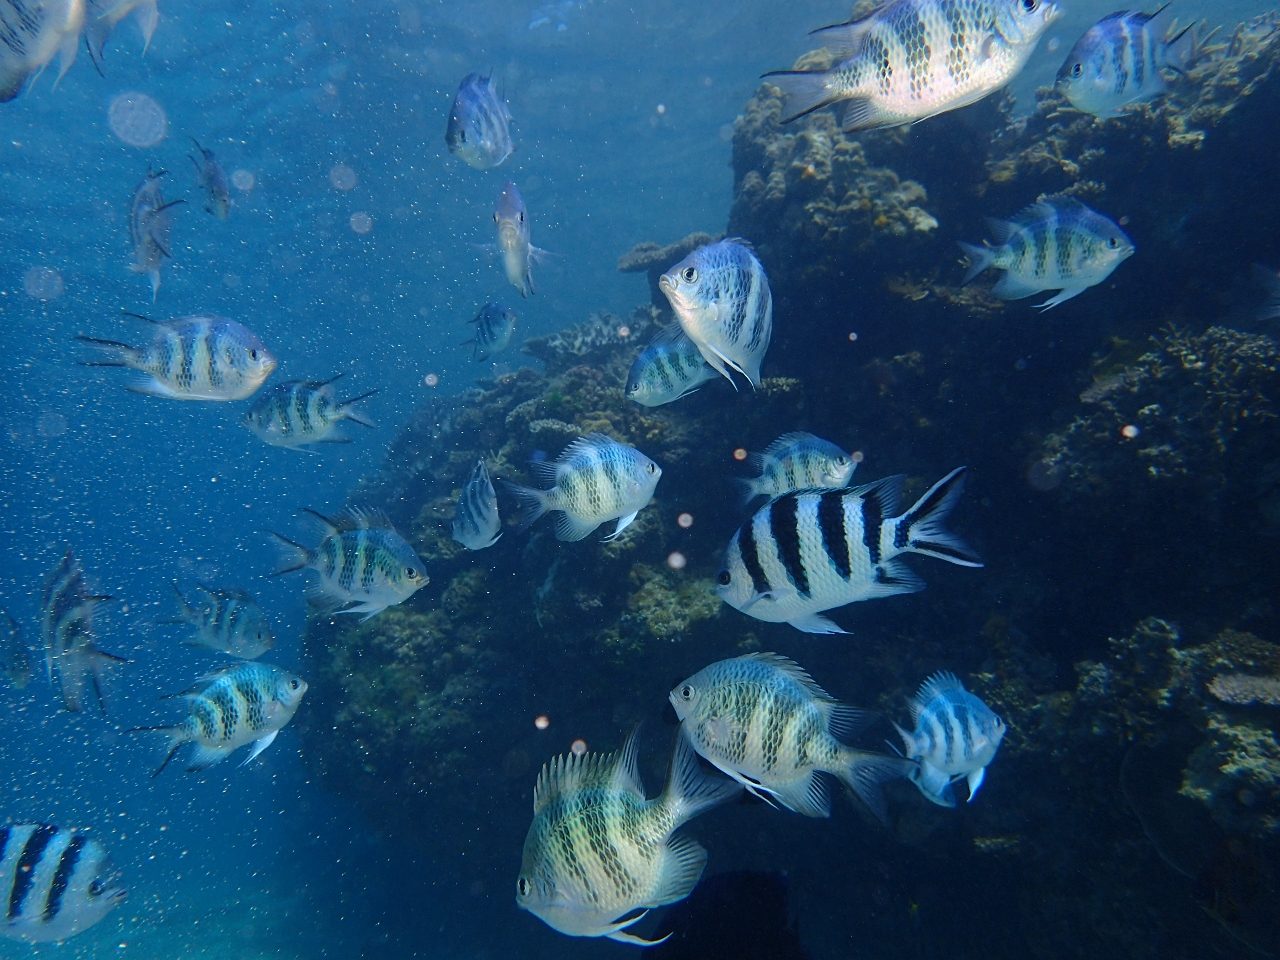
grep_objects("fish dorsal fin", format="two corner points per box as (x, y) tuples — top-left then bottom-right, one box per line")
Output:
(532, 730), (644, 814)
(343, 506), (393, 531)
(759, 431), (821, 462)
(646, 323), (692, 351)
(742, 652), (835, 702)
(848, 474), (905, 519)
(911, 670), (966, 721)
(555, 433), (616, 470)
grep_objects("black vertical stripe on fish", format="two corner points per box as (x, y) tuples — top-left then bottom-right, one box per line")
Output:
(44, 833), (86, 921)
(210, 685), (238, 740)
(737, 522), (771, 597)
(861, 488), (884, 564)
(10, 824), (57, 919)
(817, 491), (851, 579)
(0, 826), (10, 866)
(940, 707), (956, 766)
(769, 497), (809, 597)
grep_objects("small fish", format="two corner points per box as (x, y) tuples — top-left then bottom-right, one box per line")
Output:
(516, 730), (739, 945)
(671, 652), (911, 819)
(659, 239), (772, 391)
(736, 432), (855, 505)
(504, 433), (662, 542)
(40, 549), (125, 713)
(959, 196), (1135, 310)
(494, 181), (549, 298)
(168, 583), (274, 659)
(716, 467), (981, 635)
(84, 0), (158, 66)
(127, 167), (183, 301)
(132, 662), (307, 776)
(271, 507), (428, 621)
(1253, 264), (1280, 322)
(0, 824), (126, 944)
(445, 72), (514, 169)
(893, 671), (1006, 807)
(1, 606), (33, 688)
(764, 0), (1059, 131)
(77, 312), (276, 401)
(188, 137), (230, 219)
(624, 326), (718, 407)
(1056, 7), (1196, 118)
(464, 301), (518, 361)
(0, 0), (84, 103)
(452, 459), (502, 551)
(242, 375), (375, 450)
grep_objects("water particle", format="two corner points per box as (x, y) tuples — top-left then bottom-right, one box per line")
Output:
(231, 169), (255, 191)
(676, 513), (693, 529)
(851, 450), (865, 464)
(350, 211), (373, 234)
(570, 739), (588, 757)
(847, 331), (858, 342)
(23, 265), (63, 301)
(617, 325), (631, 339)
(655, 103), (666, 115)
(329, 163), (357, 191)
(108, 92), (168, 148)
(423, 373), (440, 388)
(732, 448), (747, 462)
(534, 715), (550, 730)
(667, 551), (687, 570)
(1120, 424), (1140, 439)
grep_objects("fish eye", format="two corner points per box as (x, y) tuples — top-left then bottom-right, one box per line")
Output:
(517, 877), (531, 897)
(518, 211), (525, 223)
(249, 349), (259, 361)
(1107, 237), (1120, 249)
(89, 879), (104, 897)
(681, 266), (698, 283)
(289, 678), (301, 690)
(1070, 63), (1082, 78)
(679, 684), (694, 700)
(406, 567), (420, 579)
(647, 462), (657, 474)
(716, 570), (731, 586)
(1021, 0), (1038, 10)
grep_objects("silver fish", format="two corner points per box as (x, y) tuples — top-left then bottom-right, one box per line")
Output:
(659, 239), (772, 391)
(765, 0), (1059, 131)
(127, 167), (183, 301)
(736, 431), (855, 506)
(168, 583), (274, 660)
(516, 730), (738, 945)
(242, 375), (376, 450)
(83, 0), (157, 65)
(452, 459), (502, 551)
(133, 661), (307, 776)
(188, 137), (230, 219)
(445, 72), (514, 169)
(624, 326), (718, 407)
(0, 824), (126, 944)
(0, 0), (84, 102)
(77, 312), (276, 400)
(494, 181), (548, 298)
(40, 549), (124, 713)
(959, 196), (1135, 310)
(464, 301), (518, 361)
(1, 606), (33, 688)
(716, 467), (981, 634)
(504, 433), (662, 542)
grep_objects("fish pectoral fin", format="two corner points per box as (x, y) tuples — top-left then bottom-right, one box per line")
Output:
(1033, 287), (1087, 311)
(738, 590), (776, 612)
(602, 511), (640, 541)
(241, 730), (280, 766)
(608, 929), (671, 947)
(787, 612), (848, 635)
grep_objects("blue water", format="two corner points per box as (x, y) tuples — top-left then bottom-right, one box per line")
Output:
(1, 1), (1277, 958)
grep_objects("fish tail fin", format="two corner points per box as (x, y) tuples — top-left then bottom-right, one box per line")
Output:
(893, 467), (983, 568)
(128, 724), (188, 777)
(760, 68), (844, 124)
(836, 749), (917, 824)
(76, 335), (138, 367)
(59, 646), (128, 715)
(1163, 20), (1202, 74)
(500, 480), (551, 532)
(957, 241), (995, 284)
(339, 390), (378, 428)
(268, 531), (313, 576)
(663, 732), (742, 825)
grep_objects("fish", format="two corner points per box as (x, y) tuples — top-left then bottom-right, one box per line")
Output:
(452, 459), (502, 551)
(1, 606), (33, 688)
(83, 0), (158, 65)
(958, 196), (1135, 310)
(504, 433), (662, 542)
(270, 507), (428, 621)
(127, 167), (183, 301)
(893, 671), (1006, 807)
(464, 301), (518, 361)
(0, 824), (126, 943)
(0, 0), (84, 103)
(659, 239), (772, 391)
(1253, 264), (1280, 322)
(445, 72), (514, 169)
(242, 375), (376, 450)
(670, 652), (912, 820)
(1056, 7), (1196, 118)
(131, 661), (307, 776)
(188, 137), (230, 219)
(764, 0), (1060, 132)
(77, 312), (277, 401)
(167, 583), (274, 659)
(624, 326), (718, 407)
(736, 432), (856, 506)
(715, 466), (981, 635)
(40, 549), (125, 713)
(516, 730), (739, 946)
(493, 181), (548, 298)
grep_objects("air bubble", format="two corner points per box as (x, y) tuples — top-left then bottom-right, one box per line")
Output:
(108, 92), (168, 148)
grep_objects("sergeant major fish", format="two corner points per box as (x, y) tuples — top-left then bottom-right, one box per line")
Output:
(77, 312), (276, 400)
(0, 824), (126, 943)
(452, 459), (502, 550)
(716, 467), (981, 634)
(1, 606), (33, 688)
(516, 730), (739, 945)
(671, 652), (911, 819)
(188, 137), (230, 219)
(959, 196), (1135, 310)
(493, 181), (549, 298)
(659, 239), (772, 391)
(127, 167), (183, 301)
(893, 671), (1006, 806)
(41, 550), (124, 713)
(445, 72), (514, 169)
(0, 0), (84, 102)
(504, 433), (661, 542)
(624, 327), (717, 407)
(764, 0), (1059, 131)
(167, 583), (274, 659)
(464, 301), (518, 361)
(242, 375), (376, 450)
(131, 661), (307, 776)
(736, 431), (855, 506)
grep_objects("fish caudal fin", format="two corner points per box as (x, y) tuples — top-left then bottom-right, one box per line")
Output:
(76, 335), (138, 367)
(128, 725), (189, 777)
(893, 467), (982, 568)
(501, 480), (552, 533)
(761, 69), (845, 124)
(957, 241), (995, 284)
(57, 647), (128, 714)
(838, 750), (917, 823)
(268, 531), (313, 576)
(339, 390), (378, 428)
(664, 732), (742, 825)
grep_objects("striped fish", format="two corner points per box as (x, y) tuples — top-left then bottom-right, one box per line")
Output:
(445, 72), (514, 170)
(671, 652), (911, 819)
(132, 661), (307, 776)
(270, 507), (428, 621)
(736, 431), (855, 506)
(168, 583), (274, 659)
(242, 375), (375, 450)
(504, 433), (662, 542)
(893, 671), (1006, 807)
(516, 730), (738, 945)
(452, 459), (502, 551)
(494, 181), (549, 298)
(188, 137), (230, 219)
(959, 196), (1135, 310)
(715, 466), (981, 635)
(84, 0), (158, 66)
(660, 239), (772, 391)
(0, 0), (84, 103)
(126, 167), (183, 301)
(765, 0), (1059, 131)
(0, 824), (126, 943)
(40, 550), (124, 713)
(1, 606), (33, 688)
(464, 301), (518, 361)
(77, 312), (276, 400)
(624, 326), (717, 407)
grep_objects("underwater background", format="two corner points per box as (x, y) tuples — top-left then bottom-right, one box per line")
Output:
(2, 0), (1280, 958)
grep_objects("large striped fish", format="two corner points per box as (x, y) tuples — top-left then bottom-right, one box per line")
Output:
(40, 550), (124, 713)
(735, 431), (855, 506)
(463, 301), (518, 361)
(126, 167), (183, 301)
(0, 0), (84, 103)
(0, 824), (126, 943)
(624, 326), (717, 407)
(168, 582), (274, 659)
(670, 652), (911, 819)
(445, 72), (514, 170)
(77, 313), (276, 400)
(242, 375), (376, 450)
(516, 731), (738, 945)
(452, 459), (502, 550)
(765, 0), (1059, 132)
(715, 467), (981, 634)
